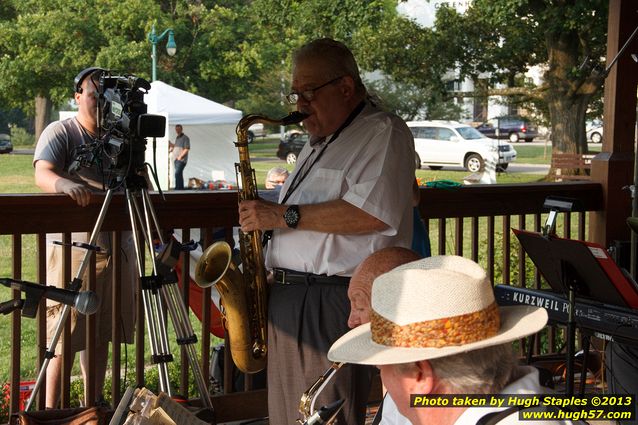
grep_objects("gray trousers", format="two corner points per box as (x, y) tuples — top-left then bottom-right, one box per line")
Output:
(267, 282), (373, 425)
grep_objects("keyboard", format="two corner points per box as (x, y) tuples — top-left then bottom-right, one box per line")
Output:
(494, 284), (638, 345)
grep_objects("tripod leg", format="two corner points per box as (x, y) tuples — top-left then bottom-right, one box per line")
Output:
(126, 189), (174, 395)
(140, 189), (212, 408)
(128, 187), (212, 407)
(162, 282), (213, 408)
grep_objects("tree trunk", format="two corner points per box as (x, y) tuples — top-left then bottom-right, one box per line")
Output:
(547, 97), (589, 154)
(34, 95), (52, 143)
(544, 27), (600, 178)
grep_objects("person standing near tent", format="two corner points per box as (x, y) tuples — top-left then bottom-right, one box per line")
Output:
(169, 124), (190, 190)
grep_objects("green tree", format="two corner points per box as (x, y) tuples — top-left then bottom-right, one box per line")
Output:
(353, 9), (463, 119)
(1, 0), (609, 157)
(432, 0), (608, 158)
(0, 0), (287, 131)
(352, 0), (607, 162)
(0, 0), (106, 138)
(234, 0), (395, 117)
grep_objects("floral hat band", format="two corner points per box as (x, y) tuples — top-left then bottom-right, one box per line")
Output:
(370, 301), (500, 348)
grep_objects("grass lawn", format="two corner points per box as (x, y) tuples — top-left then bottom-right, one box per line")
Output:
(512, 143), (554, 164)
(0, 154), (39, 193)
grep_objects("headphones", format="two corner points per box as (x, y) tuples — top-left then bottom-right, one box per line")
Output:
(74, 67), (106, 93)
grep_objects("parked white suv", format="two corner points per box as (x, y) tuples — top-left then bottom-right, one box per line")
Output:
(407, 120), (517, 172)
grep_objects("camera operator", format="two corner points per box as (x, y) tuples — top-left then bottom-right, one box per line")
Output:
(33, 67), (137, 408)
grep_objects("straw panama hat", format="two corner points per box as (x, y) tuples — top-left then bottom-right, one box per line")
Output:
(328, 255), (548, 365)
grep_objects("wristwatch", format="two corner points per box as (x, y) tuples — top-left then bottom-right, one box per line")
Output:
(283, 205), (301, 229)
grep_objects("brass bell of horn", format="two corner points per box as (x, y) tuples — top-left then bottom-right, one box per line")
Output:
(194, 241), (232, 288)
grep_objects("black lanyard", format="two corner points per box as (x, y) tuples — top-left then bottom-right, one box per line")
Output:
(262, 101), (365, 246)
(280, 100), (365, 205)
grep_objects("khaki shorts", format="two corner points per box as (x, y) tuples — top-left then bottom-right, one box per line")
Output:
(45, 232), (137, 354)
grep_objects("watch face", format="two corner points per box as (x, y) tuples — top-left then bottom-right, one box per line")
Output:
(284, 205), (300, 228)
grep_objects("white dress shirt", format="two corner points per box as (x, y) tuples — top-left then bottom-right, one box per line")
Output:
(266, 102), (415, 276)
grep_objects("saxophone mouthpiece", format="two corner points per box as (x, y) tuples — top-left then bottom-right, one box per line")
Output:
(282, 111), (309, 125)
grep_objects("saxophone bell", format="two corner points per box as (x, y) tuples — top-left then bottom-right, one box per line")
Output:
(194, 241), (232, 288)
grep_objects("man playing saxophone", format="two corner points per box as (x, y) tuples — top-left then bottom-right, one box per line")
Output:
(239, 38), (415, 424)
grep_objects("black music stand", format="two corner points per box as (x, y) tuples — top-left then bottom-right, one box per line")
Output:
(514, 228), (638, 395)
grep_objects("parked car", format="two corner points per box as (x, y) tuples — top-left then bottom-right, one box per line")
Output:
(586, 126), (603, 143)
(0, 133), (13, 154)
(281, 128), (305, 143)
(475, 116), (539, 143)
(247, 123), (267, 143)
(276, 132), (308, 164)
(407, 120), (517, 173)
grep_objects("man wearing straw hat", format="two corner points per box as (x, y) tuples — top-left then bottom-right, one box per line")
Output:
(328, 255), (582, 425)
(347, 247), (421, 425)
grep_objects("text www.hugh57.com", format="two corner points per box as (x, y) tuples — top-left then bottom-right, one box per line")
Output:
(521, 408), (633, 421)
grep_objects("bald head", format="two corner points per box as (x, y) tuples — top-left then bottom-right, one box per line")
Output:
(347, 247), (421, 328)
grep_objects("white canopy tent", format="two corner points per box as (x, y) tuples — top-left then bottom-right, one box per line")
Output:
(144, 81), (243, 190)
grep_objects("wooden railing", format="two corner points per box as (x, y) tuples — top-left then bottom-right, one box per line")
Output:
(0, 182), (603, 422)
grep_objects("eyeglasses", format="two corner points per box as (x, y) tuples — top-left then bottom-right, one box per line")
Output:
(285, 76), (344, 104)
(267, 178), (287, 186)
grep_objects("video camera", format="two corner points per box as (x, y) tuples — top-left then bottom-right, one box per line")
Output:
(72, 70), (166, 181)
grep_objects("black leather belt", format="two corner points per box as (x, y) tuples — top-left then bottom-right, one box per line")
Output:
(272, 268), (350, 286)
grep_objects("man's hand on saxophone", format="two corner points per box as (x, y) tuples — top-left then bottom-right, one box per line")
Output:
(238, 199), (287, 232)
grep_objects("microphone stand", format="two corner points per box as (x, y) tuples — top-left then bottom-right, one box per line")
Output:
(0, 299), (24, 316)
(26, 189), (112, 412)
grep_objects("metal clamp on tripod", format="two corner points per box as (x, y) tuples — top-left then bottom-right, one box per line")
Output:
(26, 70), (212, 412)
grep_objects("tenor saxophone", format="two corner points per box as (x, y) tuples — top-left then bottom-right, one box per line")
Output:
(194, 111), (307, 373)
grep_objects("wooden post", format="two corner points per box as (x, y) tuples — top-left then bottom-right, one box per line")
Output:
(589, 0), (638, 247)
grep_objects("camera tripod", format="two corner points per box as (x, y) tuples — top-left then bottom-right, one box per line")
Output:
(26, 172), (212, 411)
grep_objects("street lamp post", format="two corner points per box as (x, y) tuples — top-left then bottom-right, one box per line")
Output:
(148, 23), (177, 81)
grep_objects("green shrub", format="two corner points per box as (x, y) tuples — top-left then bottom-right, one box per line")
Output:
(9, 126), (35, 147)
(67, 360), (200, 409)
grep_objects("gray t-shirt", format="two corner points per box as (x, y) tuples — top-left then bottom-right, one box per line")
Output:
(33, 117), (114, 247)
(33, 117), (108, 189)
(173, 133), (190, 163)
